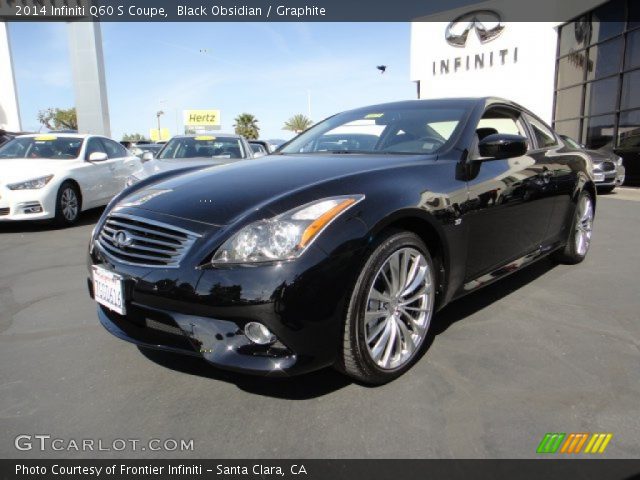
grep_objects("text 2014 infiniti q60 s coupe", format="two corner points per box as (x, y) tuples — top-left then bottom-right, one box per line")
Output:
(87, 98), (596, 384)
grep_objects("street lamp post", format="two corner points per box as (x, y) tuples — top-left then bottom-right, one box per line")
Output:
(156, 110), (164, 140)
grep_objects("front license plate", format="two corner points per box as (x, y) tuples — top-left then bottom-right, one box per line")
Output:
(594, 172), (605, 182)
(92, 265), (126, 315)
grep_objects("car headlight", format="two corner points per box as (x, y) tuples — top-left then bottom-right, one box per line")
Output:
(615, 156), (623, 166)
(125, 175), (140, 187)
(7, 175), (54, 190)
(211, 195), (364, 265)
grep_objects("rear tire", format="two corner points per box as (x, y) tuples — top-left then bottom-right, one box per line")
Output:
(553, 190), (594, 264)
(338, 231), (436, 385)
(54, 181), (81, 227)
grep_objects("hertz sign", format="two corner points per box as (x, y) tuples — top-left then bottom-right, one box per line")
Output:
(183, 109), (221, 128)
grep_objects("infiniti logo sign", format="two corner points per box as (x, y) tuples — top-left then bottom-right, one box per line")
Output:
(445, 10), (505, 47)
(113, 230), (133, 248)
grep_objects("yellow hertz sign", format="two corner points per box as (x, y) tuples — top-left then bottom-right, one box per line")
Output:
(183, 109), (220, 127)
(537, 432), (613, 454)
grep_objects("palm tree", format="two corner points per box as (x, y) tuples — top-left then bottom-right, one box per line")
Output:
(283, 114), (313, 134)
(233, 113), (260, 139)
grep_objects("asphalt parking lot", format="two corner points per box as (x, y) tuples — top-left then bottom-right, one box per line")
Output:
(1, 190), (639, 459)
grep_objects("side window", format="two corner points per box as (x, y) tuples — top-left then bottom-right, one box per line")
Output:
(101, 139), (128, 158)
(85, 137), (107, 160)
(526, 114), (558, 149)
(476, 107), (531, 150)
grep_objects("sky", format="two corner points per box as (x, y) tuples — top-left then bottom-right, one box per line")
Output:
(8, 22), (415, 141)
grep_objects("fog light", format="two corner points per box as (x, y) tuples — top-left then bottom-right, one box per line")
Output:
(18, 202), (43, 214)
(244, 322), (276, 345)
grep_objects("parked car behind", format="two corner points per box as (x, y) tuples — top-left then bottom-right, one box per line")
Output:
(249, 139), (275, 155)
(88, 97), (597, 384)
(0, 133), (141, 226)
(560, 135), (625, 193)
(129, 143), (163, 159)
(249, 141), (268, 157)
(126, 134), (255, 186)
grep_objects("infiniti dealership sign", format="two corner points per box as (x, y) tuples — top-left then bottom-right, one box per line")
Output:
(445, 10), (505, 47)
(432, 10), (518, 76)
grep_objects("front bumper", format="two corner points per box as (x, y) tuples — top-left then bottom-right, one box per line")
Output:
(88, 209), (368, 376)
(593, 165), (625, 187)
(0, 186), (56, 221)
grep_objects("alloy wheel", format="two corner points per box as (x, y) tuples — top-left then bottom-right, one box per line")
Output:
(364, 247), (433, 370)
(574, 195), (593, 256)
(61, 188), (79, 221)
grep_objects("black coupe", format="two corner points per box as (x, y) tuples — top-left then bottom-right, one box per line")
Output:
(88, 98), (596, 384)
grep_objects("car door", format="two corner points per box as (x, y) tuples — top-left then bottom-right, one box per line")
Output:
(522, 113), (579, 247)
(82, 137), (115, 205)
(463, 105), (555, 281)
(100, 138), (140, 194)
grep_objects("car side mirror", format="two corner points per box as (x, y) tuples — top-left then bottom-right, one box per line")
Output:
(88, 152), (108, 162)
(477, 134), (528, 160)
(141, 151), (154, 162)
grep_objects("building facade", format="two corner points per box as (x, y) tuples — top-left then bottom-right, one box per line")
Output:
(411, 0), (640, 184)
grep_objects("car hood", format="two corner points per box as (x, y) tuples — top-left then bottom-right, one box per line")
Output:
(585, 149), (616, 164)
(139, 157), (236, 177)
(0, 159), (78, 185)
(121, 153), (430, 225)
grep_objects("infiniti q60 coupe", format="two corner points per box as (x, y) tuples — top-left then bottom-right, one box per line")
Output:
(88, 98), (596, 384)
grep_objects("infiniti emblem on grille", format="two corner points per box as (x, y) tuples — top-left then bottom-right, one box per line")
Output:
(113, 230), (133, 248)
(445, 10), (504, 47)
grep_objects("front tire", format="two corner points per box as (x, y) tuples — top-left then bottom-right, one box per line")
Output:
(54, 182), (81, 226)
(553, 190), (594, 264)
(338, 231), (436, 385)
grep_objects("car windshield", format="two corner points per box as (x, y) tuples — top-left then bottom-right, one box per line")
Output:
(561, 135), (583, 149)
(158, 136), (246, 160)
(279, 105), (468, 155)
(0, 136), (83, 160)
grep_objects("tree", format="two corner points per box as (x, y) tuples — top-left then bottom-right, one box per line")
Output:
(283, 114), (313, 134)
(37, 107), (78, 131)
(233, 113), (260, 139)
(122, 133), (147, 142)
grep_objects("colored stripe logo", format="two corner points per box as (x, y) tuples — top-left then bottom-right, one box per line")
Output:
(537, 433), (613, 454)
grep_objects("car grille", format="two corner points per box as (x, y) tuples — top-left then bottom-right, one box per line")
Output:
(601, 161), (616, 172)
(0, 208), (9, 216)
(97, 212), (201, 268)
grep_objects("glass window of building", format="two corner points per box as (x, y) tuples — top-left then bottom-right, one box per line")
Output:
(583, 114), (615, 149)
(555, 86), (583, 120)
(625, 29), (640, 71)
(590, 0), (625, 43)
(558, 19), (591, 57)
(586, 37), (623, 81)
(555, 119), (582, 140)
(585, 76), (619, 116)
(618, 110), (640, 151)
(621, 70), (640, 111)
(557, 55), (586, 89)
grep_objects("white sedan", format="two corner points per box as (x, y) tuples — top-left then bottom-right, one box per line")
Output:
(0, 134), (141, 226)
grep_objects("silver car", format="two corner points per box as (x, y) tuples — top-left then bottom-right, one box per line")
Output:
(560, 135), (625, 193)
(126, 134), (255, 186)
